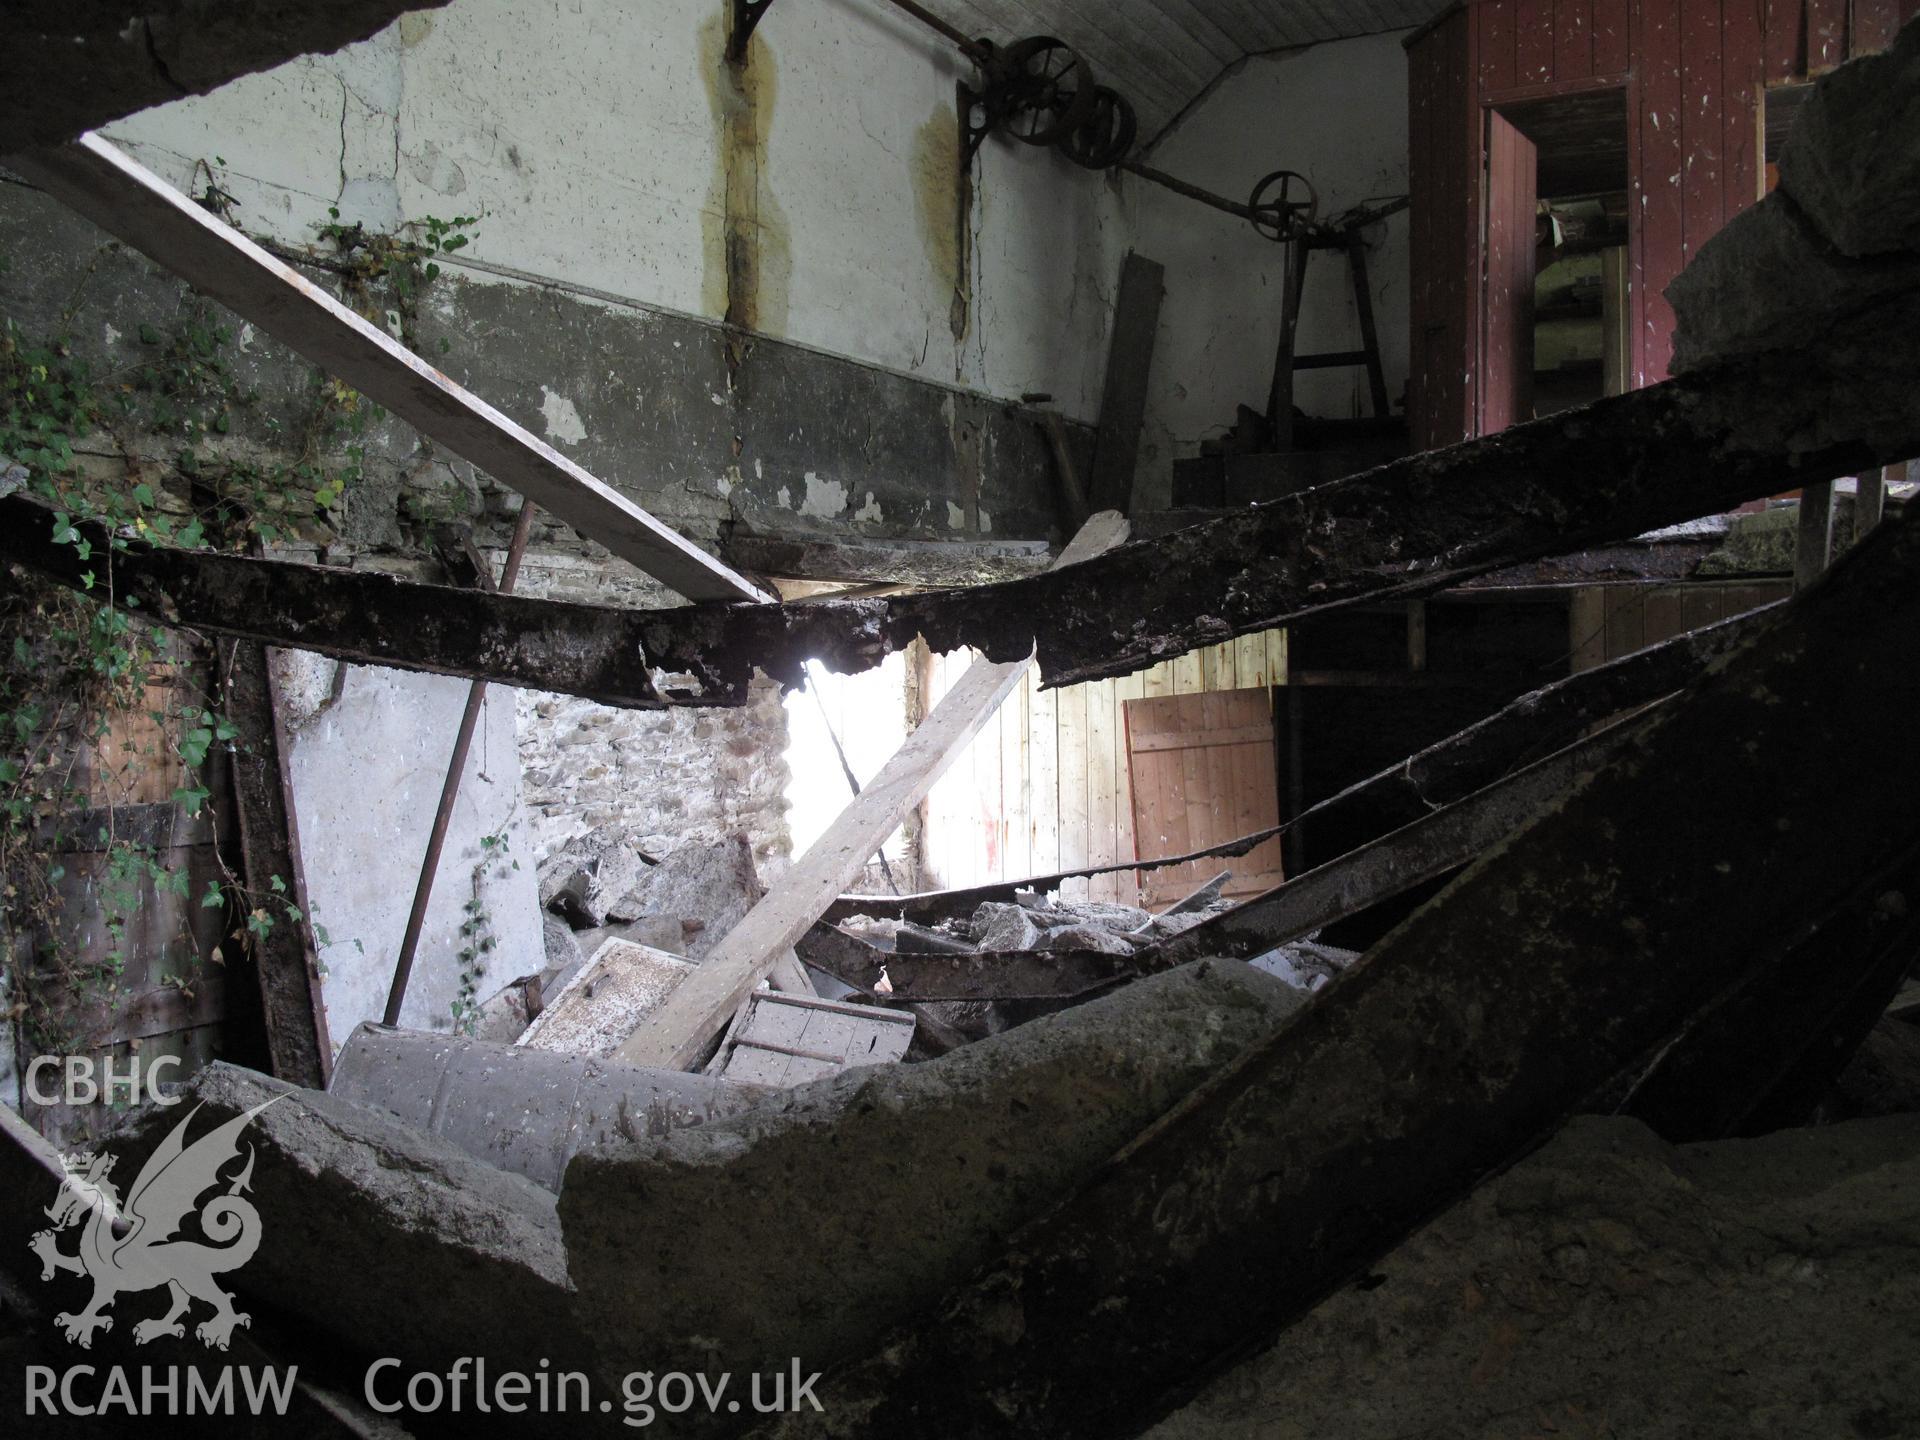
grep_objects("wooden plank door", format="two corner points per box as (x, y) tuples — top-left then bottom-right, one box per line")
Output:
(1123, 689), (1284, 909)
(1481, 107), (1540, 433)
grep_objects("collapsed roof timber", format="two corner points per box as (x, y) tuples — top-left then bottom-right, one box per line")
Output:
(3, 6), (1920, 1439)
(5, 302), (1917, 707)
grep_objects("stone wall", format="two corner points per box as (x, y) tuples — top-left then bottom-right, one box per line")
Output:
(516, 679), (792, 879)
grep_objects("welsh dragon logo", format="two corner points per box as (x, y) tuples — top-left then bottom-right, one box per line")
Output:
(29, 1098), (280, 1350)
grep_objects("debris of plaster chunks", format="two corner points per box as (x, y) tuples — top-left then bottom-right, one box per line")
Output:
(558, 959), (1308, 1386)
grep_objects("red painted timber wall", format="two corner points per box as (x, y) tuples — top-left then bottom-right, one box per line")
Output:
(1408, 0), (1916, 449)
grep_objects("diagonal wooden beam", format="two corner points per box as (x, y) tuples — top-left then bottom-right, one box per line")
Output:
(613, 513), (1132, 1072)
(5, 134), (769, 604)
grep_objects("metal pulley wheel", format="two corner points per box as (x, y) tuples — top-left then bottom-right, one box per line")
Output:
(1060, 84), (1137, 170)
(992, 35), (1097, 146)
(1248, 169), (1319, 242)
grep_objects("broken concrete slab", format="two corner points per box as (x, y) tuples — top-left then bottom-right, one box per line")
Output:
(329, 1024), (762, 1190)
(560, 960), (1308, 1382)
(102, 1061), (585, 1377)
(611, 834), (765, 960)
(519, 939), (696, 1060)
(542, 911), (587, 985)
(1146, 1114), (1920, 1440)
(1045, 924), (1135, 957)
(971, 901), (1042, 953)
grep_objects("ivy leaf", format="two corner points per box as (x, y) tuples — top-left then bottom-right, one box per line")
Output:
(132, 482), (155, 507)
(200, 881), (225, 908)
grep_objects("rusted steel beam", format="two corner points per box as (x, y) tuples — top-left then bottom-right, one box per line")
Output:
(4, 300), (1912, 704)
(216, 639), (332, 1087)
(765, 503), (1920, 1440)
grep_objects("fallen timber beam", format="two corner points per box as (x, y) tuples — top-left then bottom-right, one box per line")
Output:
(5, 134), (768, 604)
(830, 599), (1775, 931)
(0, 492), (708, 707)
(1, 324), (1907, 702)
(614, 514), (1132, 1072)
(761, 483), (1920, 1440)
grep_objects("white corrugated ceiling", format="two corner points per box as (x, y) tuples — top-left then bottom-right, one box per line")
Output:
(910, 0), (1451, 139)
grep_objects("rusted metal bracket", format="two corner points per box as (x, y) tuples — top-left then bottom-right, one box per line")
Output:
(727, 0), (777, 63)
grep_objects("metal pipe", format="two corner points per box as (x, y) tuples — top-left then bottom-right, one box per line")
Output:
(1119, 161), (1255, 221)
(383, 497), (538, 1026)
(883, 0), (991, 62)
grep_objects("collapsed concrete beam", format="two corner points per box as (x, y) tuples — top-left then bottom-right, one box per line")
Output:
(0, 2), (452, 153)
(763, 501), (1920, 1438)
(7, 135), (769, 603)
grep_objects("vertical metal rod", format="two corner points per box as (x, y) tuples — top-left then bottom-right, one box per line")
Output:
(383, 498), (538, 1027)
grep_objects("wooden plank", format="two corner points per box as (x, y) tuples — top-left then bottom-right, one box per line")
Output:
(1173, 649), (1205, 695)
(1569, 587), (1609, 671)
(969, 651), (1002, 886)
(1591, 0), (1632, 88)
(612, 514), (1130, 1071)
(1722, 0), (1766, 223)
(1516, 0), (1557, 81)
(1679, 0), (1726, 265)
(1234, 634), (1267, 690)
(1113, 669), (1147, 905)
(1000, 666), (1032, 882)
(1637, 0), (1686, 382)
(1029, 671), (1060, 881)
(1765, 0), (1808, 78)
(1086, 680), (1120, 905)
(1481, 111), (1539, 431)
(1141, 660), (1172, 699)
(1554, 0), (1595, 81)
(1057, 682), (1090, 903)
(1131, 724), (1276, 754)
(1853, 0), (1904, 52)
(1267, 629), (1288, 684)
(1807, 0), (1849, 69)
(1481, 0), (1518, 93)
(9, 135), (766, 604)
(1086, 253), (1167, 515)
(1603, 585), (1645, 660)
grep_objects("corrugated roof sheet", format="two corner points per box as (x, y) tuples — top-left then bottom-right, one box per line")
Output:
(912, 0), (1453, 138)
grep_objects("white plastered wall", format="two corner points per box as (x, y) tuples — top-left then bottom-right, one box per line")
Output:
(1127, 30), (1414, 501)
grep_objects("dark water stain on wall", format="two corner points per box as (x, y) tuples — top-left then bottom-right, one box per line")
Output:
(700, 13), (789, 340)
(911, 102), (970, 348)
